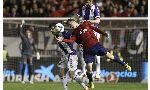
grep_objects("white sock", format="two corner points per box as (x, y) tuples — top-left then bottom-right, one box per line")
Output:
(61, 76), (68, 90)
(96, 55), (100, 75)
(79, 82), (87, 89)
(74, 75), (87, 89)
(80, 58), (86, 74)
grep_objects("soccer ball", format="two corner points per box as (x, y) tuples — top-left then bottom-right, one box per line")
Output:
(55, 23), (64, 33)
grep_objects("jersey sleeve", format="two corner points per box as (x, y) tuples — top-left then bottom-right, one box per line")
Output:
(62, 35), (76, 43)
(19, 25), (26, 39)
(65, 31), (72, 39)
(62, 31), (77, 43)
(94, 6), (100, 18)
(90, 25), (107, 36)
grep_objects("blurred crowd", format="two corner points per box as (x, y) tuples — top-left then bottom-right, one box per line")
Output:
(3, 0), (148, 17)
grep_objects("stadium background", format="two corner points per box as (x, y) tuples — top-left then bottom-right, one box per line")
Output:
(3, 19), (148, 83)
(3, 0), (148, 90)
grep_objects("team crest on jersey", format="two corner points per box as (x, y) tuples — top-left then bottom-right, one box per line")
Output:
(79, 29), (87, 35)
(80, 31), (82, 34)
(83, 29), (87, 33)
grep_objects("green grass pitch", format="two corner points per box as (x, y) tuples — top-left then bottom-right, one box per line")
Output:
(4, 82), (148, 90)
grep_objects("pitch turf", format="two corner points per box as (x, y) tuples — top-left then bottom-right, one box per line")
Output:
(4, 82), (147, 90)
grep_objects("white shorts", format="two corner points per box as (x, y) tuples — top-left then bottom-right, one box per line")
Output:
(57, 54), (78, 71)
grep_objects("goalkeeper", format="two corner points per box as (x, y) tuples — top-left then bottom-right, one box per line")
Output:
(19, 20), (40, 84)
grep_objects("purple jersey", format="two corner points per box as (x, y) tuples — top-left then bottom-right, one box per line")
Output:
(77, 4), (100, 20)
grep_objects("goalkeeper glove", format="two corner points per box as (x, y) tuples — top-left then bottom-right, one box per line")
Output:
(36, 52), (40, 60)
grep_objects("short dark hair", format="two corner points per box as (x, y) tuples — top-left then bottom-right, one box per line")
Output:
(25, 26), (34, 32)
(28, 26), (34, 31)
(49, 23), (56, 29)
(66, 19), (76, 25)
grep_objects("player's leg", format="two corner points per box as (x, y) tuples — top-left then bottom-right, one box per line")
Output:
(105, 52), (131, 71)
(95, 33), (101, 79)
(68, 55), (89, 90)
(74, 73), (89, 90)
(58, 56), (68, 90)
(60, 68), (68, 90)
(95, 42), (131, 71)
(83, 53), (96, 89)
(86, 63), (94, 89)
(21, 55), (27, 84)
(27, 56), (33, 84)
(95, 55), (100, 79)
(78, 46), (86, 75)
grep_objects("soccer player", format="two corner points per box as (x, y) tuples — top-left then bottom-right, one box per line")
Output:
(75, 0), (101, 79)
(19, 20), (40, 84)
(49, 23), (89, 90)
(57, 19), (131, 89)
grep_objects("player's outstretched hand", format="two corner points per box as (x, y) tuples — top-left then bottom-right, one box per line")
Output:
(20, 20), (25, 28)
(56, 37), (63, 42)
(22, 20), (25, 24)
(36, 52), (40, 60)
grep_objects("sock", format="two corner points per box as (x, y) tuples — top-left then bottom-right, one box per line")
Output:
(96, 56), (100, 75)
(61, 76), (68, 90)
(113, 55), (125, 66)
(28, 64), (33, 81)
(81, 58), (86, 74)
(21, 63), (26, 81)
(74, 72), (87, 89)
(86, 72), (93, 82)
(79, 82), (87, 89)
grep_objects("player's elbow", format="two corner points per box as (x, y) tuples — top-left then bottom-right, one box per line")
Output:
(96, 18), (100, 23)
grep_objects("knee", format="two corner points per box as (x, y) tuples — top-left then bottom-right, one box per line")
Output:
(59, 68), (65, 77)
(69, 71), (74, 78)
(106, 52), (114, 59)
(87, 68), (92, 73)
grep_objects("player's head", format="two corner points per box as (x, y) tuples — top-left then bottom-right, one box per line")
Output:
(49, 23), (64, 34)
(66, 19), (78, 29)
(84, 0), (93, 6)
(49, 23), (56, 31)
(25, 26), (34, 37)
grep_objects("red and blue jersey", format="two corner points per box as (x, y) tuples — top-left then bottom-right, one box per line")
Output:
(63, 21), (107, 50)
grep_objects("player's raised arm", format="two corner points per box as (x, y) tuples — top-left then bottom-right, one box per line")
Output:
(19, 20), (26, 38)
(62, 36), (76, 43)
(57, 36), (77, 43)
(90, 25), (108, 37)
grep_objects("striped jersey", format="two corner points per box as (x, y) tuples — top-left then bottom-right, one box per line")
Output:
(57, 31), (76, 55)
(77, 4), (100, 21)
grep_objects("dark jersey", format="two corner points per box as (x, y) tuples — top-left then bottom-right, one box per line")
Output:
(63, 21), (107, 50)
(19, 25), (37, 56)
